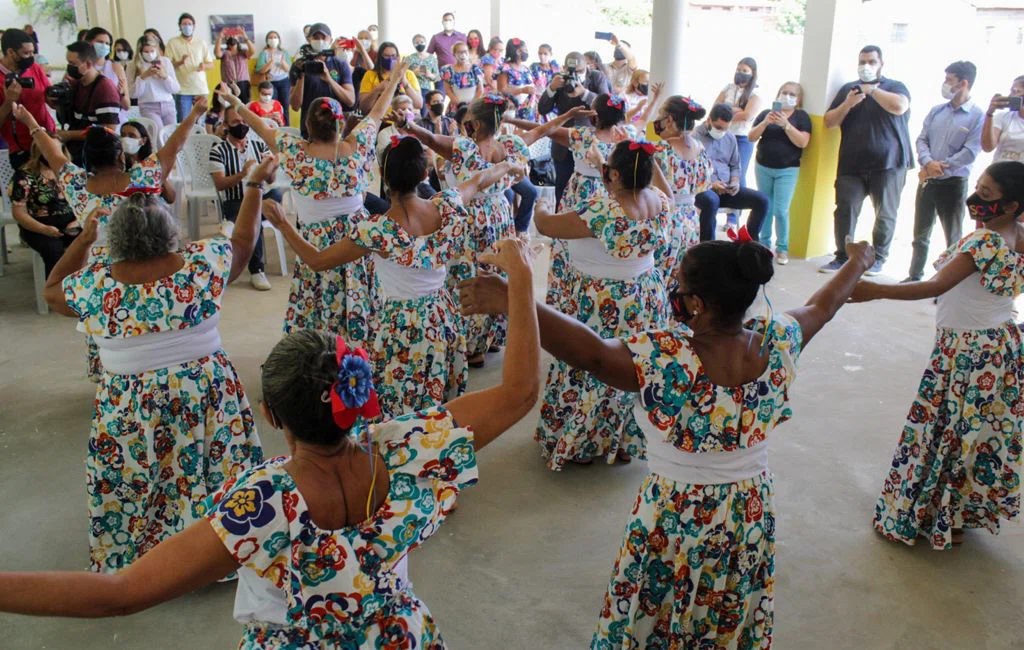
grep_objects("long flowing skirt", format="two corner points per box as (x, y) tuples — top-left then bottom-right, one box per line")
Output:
(283, 215), (378, 347)
(873, 322), (1024, 549)
(593, 472), (775, 650)
(535, 264), (666, 469)
(547, 173), (605, 311)
(447, 192), (513, 358)
(655, 204), (700, 290)
(87, 350), (262, 572)
(371, 289), (468, 420)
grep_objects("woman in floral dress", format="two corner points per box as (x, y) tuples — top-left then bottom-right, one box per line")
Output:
(440, 41), (484, 112)
(459, 234), (875, 648)
(532, 140), (672, 469)
(529, 44), (561, 113)
(497, 38), (537, 121)
(13, 101), (205, 382)
(404, 94), (531, 367)
(0, 239), (541, 650)
(651, 95), (715, 287)
(854, 161), (1024, 549)
(226, 66), (406, 347)
(36, 158), (276, 572)
(264, 134), (527, 419)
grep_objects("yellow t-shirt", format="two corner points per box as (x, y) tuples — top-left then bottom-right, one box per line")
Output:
(359, 69), (421, 96)
(166, 35), (214, 96)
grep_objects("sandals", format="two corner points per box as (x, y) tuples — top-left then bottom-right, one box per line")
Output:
(468, 354), (485, 369)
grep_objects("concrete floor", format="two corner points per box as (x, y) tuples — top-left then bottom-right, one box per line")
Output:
(1, 225), (1023, 650)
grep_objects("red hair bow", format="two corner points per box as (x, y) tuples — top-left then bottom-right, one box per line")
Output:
(483, 93), (505, 105)
(330, 337), (381, 430)
(607, 95), (625, 110)
(727, 225), (755, 243)
(320, 98), (344, 120)
(682, 96), (704, 112)
(389, 134), (406, 148)
(628, 140), (656, 155)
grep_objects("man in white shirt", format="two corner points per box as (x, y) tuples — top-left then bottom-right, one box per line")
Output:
(166, 12), (214, 121)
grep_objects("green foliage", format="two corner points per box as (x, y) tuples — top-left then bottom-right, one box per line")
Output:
(598, 0), (654, 27)
(12, 0), (78, 38)
(775, 0), (807, 35)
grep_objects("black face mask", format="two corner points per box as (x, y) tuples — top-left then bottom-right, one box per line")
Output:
(429, 102), (445, 117)
(966, 192), (1008, 222)
(415, 43), (426, 52)
(66, 63), (84, 80)
(228, 123), (250, 140)
(16, 55), (34, 71)
(463, 121), (475, 138)
(638, 83), (649, 95)
(668, 288), (695, 322)
(613, 48), (626, 62)
(518, 51), (529, 63)
(734, 72), (753, 86)
(652, 118), (665, 135)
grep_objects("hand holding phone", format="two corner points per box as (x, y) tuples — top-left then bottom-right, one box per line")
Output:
(1009, 96), (1023, 112)
(772, 100), (782, 113)
(594, 31), (614, 41)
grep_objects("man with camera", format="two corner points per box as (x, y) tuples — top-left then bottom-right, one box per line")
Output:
(0, 28), (53, 169)
(53, 42), (122, 167)
(537, 50), (611, 205)
(289, 22), (355, 138)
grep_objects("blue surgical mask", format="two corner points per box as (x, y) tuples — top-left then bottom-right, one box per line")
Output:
(181, 24), (194, 38)
(93, 42), (111, 60)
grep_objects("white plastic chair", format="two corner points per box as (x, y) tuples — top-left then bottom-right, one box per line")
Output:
(29, 249), (48, 314)
(128, 115), (159, 146)
(182, 134), (223, 241)
(220, 218), (289, 277)
(279, 126), (301, 139)
(0, 149), (18, 276)
(157, 123), (177, 148)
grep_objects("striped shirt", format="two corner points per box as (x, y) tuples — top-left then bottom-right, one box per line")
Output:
(70, 75), (121, 129)
(209, 137), (271, 202)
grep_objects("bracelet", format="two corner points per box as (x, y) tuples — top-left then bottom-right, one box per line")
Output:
(29, 126), (44, 137)
(245, 181), (265, 190)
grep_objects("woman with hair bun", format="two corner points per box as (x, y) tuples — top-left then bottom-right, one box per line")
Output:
(459, 231), (875, 647)
(225, 64), (408, 346)
(528, 139), (672, 469)
(34, 156), (277, 573)
(0, 239), (541, 650)
(263, 133), (529, 418)
(854, 161), (1024, 549)
(402, 93), (531, 367)
(651, 95), (715, 286)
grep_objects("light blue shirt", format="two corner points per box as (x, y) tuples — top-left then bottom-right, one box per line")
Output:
(915, 100), (984, 179)
(695, 123), (740, 183)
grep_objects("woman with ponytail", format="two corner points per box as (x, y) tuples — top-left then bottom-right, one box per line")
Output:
(459, 231), (875, 647)
(224, 63), (408, 346)
(0, 239), (541, 650)
(402, 93), (531, 367)
(263, 134), (528, 418)
(527, 140), (672, 469)
(651, 95), (715, 286)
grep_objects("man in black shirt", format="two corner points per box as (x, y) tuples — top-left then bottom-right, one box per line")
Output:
(537, 50), (612, 206)
(288, 22), (355, 138)
(820, 45), (912, 275)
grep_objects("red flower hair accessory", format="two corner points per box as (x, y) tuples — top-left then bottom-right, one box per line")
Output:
(330, 337), (381, 429)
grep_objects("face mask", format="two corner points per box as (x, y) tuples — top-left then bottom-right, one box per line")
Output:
(239, 44), (249, 52)
(381, 56), (396, 71)
(228, 123), (250, 140)
(779, 93), (798, 108)
(463, 121), (475, 138)
(442, 21), (454, 31)
(16, 55), (34, 71)
(941, 82), (956, 100)
(368, 29), (378, 39)
(359, 39), (372, 50)
(539, 54), (550, 64)
(468, 38), (480, 47)
(93, 43), (111, 60)
(339, 50), (353, 64)
(66, 63), (84, 80)
(115, 50), (129, 61)
(601, 164), (612, 186)
(260, 94), (273, 103)
(638, 83), (649, 95)
(142, 51), (157, 63)
(518, 51), (529, 63)
(456, 53), (470, 64)
(668, 289), (695, 322)
(181, 24), (194, 38)
(311, 40), (329, 52)
(858, 63), (879, 83)
(268, 38), (279, 48)
(734, 71), (752, 86)
(966, 193), (1007, 221)
(708, 127), (727, 140)
(429, 102), (445, 116)
(613, 48), (626, 62)
(415, 43), (426, 52)
(652, 118), (665, 135)
(120, 137), (142, 155)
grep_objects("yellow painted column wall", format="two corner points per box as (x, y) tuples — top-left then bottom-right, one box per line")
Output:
(788, 114), (840, 258)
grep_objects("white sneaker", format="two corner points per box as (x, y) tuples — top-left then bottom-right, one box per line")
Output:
(250, 272), (271, 291)
(776, 251), (789, 265)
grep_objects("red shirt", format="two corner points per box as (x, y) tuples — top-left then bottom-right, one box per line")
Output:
(248, 99), (285, 123)
(0, 62), (54, 154)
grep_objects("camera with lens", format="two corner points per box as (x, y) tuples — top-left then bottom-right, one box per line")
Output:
(45, 81), (73, 124)
(5, 71), (35, 89)
(298, 43), (334, 76)
(559, 71), (579, 93)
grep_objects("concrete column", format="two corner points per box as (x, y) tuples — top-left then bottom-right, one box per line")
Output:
(490, 0), (503, 39)
(377, 0), (396, 42)
(649, 0), (687, 100)
(788, 0), (861, 259)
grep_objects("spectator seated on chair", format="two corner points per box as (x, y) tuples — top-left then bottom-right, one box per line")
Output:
(121, 121), (177, 204)
(9, 141), (79, 276)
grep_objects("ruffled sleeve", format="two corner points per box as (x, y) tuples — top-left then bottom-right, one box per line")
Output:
(347, 116), (380, 160)
(274, 128), (302, 158)
(61, 263), (99, 320)
(623, 329), (699, 440)
(58, 162), (89, 219)
(432, 188), (469, 251)
(954, 229), (1022, 297)
(499, 134), (530, 165)
(440, 65), (453, 84)
(348, 211), (403, 257)
(746, 313), (803, 383)
(127, 152), (163, 190)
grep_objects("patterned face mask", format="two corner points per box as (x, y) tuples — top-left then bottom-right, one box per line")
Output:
(966, 192), (1007, 221)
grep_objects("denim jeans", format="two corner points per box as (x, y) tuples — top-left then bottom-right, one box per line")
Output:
(553, 155), (575, 208)
(173, 94), (196, 122)
(754, 163), (800, 253)
(505, 178), (538, 232)
(694, 188), (769, 241)
(735, 135), (754, 188)
(270, 78), (291, 110)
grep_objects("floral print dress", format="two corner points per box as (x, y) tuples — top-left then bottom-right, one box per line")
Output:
(348, 190), (470, 419)
(275, 120), (379, 346)
(547, 125), (637, 311)
(445, 135), (530, 357)
(536, 193), (670, 470)
(206, 406), (478, 649)
(592, 316), (803, 650)
(60, 153), (165, 382)
(62, 238), (263, 572)
(500, 63), (537, 120)
(439, 64), (484, 109)
(653, 142), (714, 287)
(873, 229), (1024, 549)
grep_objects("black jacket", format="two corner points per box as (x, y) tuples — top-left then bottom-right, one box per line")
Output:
(538, 70), (612, 161)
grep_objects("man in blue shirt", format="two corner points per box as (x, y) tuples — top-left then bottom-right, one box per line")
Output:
(694, 103), (769, 241)
(288, 22), (355, 138)
(821, 45), (912, 275)
(906, 61), (984, 281)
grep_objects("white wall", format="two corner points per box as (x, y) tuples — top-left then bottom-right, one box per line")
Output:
(0, 3), (69, 64)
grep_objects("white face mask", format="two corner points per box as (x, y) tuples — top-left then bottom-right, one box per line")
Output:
(941, 82), (956, 100)
(261, 94), (273, 103)
(858, 63), (879, 83)
(338, 50), (353, 64)
(115, 50), (129, 61)
(456, 52), (469, 64)
(442, 20), (454, 31)
(239, 43), (249, 52)
(142, 50), (157, 63)
(121, 137), (142, 155)
(778, 93), (798, 108)
(267, 38), (279, 49)
(708, 127), (727, 141)
(359, 39), (372, 50)
(368, 29), (378, 39)
(310, 39), (329, 52)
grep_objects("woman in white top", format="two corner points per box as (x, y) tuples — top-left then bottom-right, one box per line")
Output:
(130, 35), (180, 132)
(982, 75), (1024, 163)
(85, 26), (129, 124)
(713, 56), (762, 188)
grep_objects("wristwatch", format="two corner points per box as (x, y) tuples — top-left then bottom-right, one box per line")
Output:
(245, 181), (265, 190)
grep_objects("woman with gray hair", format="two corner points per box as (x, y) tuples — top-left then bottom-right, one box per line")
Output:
(38, 156), (278, 573)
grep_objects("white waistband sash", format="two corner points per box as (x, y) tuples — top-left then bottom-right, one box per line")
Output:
(567, 238), (654, 281)
(95, 314), (223, 375)
(633, 400), (769, 485)
(673, 192), (696, 208)
(573, 160), (602, 178)
(373, 256), (447, 300)
(293, 193), (365, 224)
